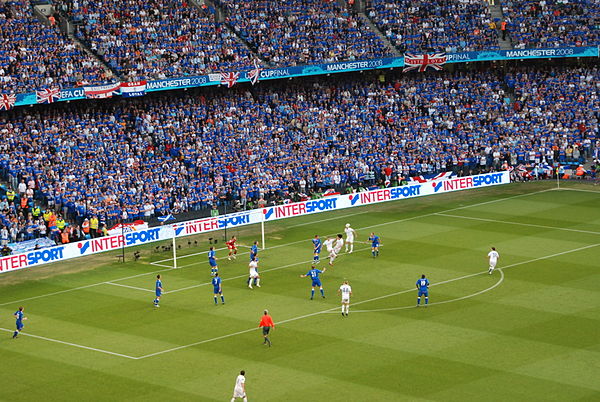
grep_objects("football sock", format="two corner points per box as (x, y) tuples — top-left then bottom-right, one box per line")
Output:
(349, 245), (353, 253)
(425, 297), (428, 305)
(266, 337), (271, 346)
(417, 297), (421, 305)
(372, 250), (375, 257)
(256, 278), (260, 286)
(376, 250), (379, 256)
(314, 255), (318, 262)
(214, 296), (218, 305)
(12, 331), (18, 338)
(221, 295), (225, 304)
(341, 305), (345, 313)
(243, 398), (247, 402)
(231, 398), (235, 402)
(320, 289), (325, 297)
(311, 289), (315, 299)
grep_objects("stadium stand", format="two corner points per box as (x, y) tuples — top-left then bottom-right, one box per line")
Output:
(62, 0), (255, 80)
(365, 0), (500, 53)
(1, 65), (598, 244)
(502, 0), (600, 48)
(217, 0), (393, 65)
(0, 0), (110, 93)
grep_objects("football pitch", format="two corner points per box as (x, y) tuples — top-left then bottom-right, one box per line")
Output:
(0, 181), (599, 401)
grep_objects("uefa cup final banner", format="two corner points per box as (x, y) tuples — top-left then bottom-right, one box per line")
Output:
(0, 171), (509, 273)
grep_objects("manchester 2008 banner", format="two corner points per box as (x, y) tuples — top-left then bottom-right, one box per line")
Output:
(0, 171), (510, 274)
(6, 46), (598, 108)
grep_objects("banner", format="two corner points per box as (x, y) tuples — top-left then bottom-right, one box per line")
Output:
(84, 82), (121, 99)
(6, 46), (598, 109)
(403, 53), (447, 72)
(120, 81), (147, 97)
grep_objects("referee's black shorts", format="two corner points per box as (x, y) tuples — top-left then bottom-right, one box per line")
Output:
(262, 326), (270, 335)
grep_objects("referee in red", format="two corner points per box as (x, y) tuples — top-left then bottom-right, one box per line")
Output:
(258, 309), (275, 347)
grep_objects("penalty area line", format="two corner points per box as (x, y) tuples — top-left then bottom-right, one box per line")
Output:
(104, 282), (154, 293)
(435, 213), (600, 235)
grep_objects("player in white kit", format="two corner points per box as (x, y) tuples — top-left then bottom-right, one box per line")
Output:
(231, 370), (247, 401)
(487, 247), (499, 274)
(248, 258), (261, 289)
(344, 224), (357, 253)
(329, 234), (344, 266)
(338, 280), (352, 316)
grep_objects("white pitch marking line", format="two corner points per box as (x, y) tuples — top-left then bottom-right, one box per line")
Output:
(341, 269), (505, 313)
(557, 188), (600, 194)
(436, 213), (600, 235)
(288, 211), (370, 228)
(0, 187), (555, 308)
(104, 282), (154, 293)
(136, 242), (599, 359)
(0, 327), (139, 359)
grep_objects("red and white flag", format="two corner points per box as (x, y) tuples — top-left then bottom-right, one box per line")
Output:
(403, 53), (447, 73)
(220, 72), (239, 88)
(36, 87), (61, 104)
(84, 82), (121, 99)
(120, 81), (147, 97)
(0, 94), (16, 111)
(247, 60), (262, 86)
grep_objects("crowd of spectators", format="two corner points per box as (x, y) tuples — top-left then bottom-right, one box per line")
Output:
(0, 65), (598, 245)
(0, 0), (110, 93)
(217, 0), (393, 65)
(58, 0), (255, 80)
(366, 0), (499, 53)
(502, 0), (600, 48)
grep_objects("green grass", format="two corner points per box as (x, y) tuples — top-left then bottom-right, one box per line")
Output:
(0, 181), (599, 401)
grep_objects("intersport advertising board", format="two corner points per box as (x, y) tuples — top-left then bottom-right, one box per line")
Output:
(0, 171), (510, 274)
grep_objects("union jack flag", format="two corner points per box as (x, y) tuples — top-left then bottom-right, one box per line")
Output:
(403, 53), (447, 73)
(0, 94), (16, 111)
(220, 72), (240, 88)
(36, 87), (61, 104)
(247, 60), (262, 86)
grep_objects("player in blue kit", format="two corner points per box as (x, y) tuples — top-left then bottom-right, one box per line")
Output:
(12, 306), (27, 338)
(154, 274), (163, 307)
(250, 241), (259, 261)
(300, 265), (327, 299)
(212, 273), (225, 305)
(312, 235), (322, 264)
(208, 246), (218, 276)
(369, 232), (380, 257)
(416, 274), (429, 307)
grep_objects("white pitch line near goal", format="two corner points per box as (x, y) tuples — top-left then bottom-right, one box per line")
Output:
(0, 187), (555, 308)
(0, 327), (139, 359)
(104, 282), (154, 293)
(436, 213), (600, 235)
(136, 242), (599, 359)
